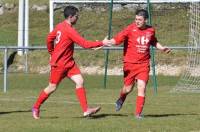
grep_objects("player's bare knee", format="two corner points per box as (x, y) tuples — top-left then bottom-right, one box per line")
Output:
(138, 85), (145, 89)
(137, 87), (146, 96)
(123, 85), (133, 93)
(79, 77), (84, 85)
(71, 74), (84, 88)
(46, 83), (57, 93)
(138, 92), (145, 97)
(126, 88), (132, 93)
(75, 78), (84, 88)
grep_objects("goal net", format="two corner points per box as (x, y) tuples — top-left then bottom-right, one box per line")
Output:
(173, 1), (200, 92)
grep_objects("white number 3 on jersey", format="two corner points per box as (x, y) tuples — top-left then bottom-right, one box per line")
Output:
(55, 31), (62, 44)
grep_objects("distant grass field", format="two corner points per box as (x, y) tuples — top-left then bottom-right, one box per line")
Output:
(0, 3), (190, 71)
(0, 74), (200, 132)
(0, 3), (189, 46)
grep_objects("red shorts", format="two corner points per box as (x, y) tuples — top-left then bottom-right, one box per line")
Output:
(49, 63), (81, 84)
(123, 62), (150, 86)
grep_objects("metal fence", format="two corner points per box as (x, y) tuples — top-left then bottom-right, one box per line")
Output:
(0, 46), (193, 93)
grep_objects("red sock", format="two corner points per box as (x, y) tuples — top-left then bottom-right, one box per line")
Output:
(120, 91), (127, 102)
(135, 96), (145, 115)
(33, 90), (49, 109)
(76, 87), (88, 112)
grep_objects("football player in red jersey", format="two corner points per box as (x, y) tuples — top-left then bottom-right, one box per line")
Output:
(32, 6), (110, 119)
(108, 9), (171, 119)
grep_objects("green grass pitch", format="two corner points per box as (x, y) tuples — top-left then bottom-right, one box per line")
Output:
(0, 74), (200, 132)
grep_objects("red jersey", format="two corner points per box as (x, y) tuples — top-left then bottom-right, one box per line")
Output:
(46, 20), (103, 67)
(114, 23), (157, 64)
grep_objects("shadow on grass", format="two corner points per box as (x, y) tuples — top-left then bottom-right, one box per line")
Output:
(73, 113), (199, 119)
(0, 109), (60, 119)
(42, 116), (59, 119)
(145, 113), (199, 118)
(0, 109), (31, 115)
(73, 113), (128, 119)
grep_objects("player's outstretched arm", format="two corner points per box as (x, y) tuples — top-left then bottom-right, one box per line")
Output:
(155, 42), (171, 54)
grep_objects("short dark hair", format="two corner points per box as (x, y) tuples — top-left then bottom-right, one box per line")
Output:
(64, 6), (79, 18)
(135, 9), (149, 19)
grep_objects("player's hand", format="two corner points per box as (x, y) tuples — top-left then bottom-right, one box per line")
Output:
(102, 36), (113, 47)
(92, 46), (103, 50)
(163, 47), (171, 54)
